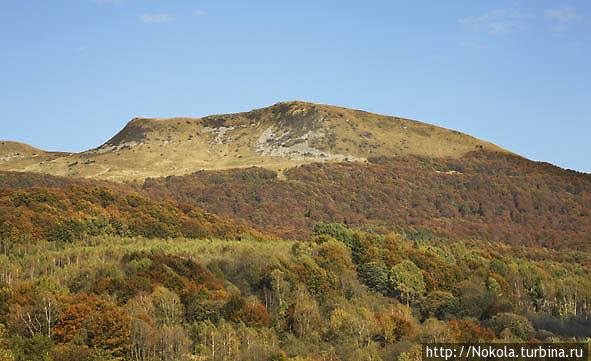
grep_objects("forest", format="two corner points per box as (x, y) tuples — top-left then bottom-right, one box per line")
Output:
(0, 185), (265, 246)
(141, 151), (591, 249)
(0, 220), (590, 360)
(0, 152), (590, 360)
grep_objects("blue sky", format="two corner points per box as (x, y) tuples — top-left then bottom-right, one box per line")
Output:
(1, 1), (589, 172)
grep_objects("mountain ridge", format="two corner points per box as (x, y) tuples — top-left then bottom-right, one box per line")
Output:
(0, 101), (511, 181)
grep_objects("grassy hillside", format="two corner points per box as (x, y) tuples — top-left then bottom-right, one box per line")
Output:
(0, 102), (508, 181)
(141, 151), (591, 250)
(0, 141), (71, 173)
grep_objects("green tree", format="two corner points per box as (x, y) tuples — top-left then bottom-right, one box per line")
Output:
(358, 262), (389, 294)
(310, 223), (352, 247)
(0, 324), (15, 361)
(419, 291), (459, 320)
(487, 312), (534, 341)
(389, 261), (425, 306)
(151, 287), (184, 326)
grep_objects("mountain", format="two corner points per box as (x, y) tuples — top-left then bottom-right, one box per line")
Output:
(2, 102), (591, 360)
(1, 101), (589, 250)
(0, 101), (508, 181)
(141, 151), (591, 250)
(0, 140), (71, 168)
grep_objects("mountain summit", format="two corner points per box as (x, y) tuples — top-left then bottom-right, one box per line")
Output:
(0, 101), (508, 181)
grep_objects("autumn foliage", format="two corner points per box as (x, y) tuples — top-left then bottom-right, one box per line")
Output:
(0, 151), (590, 360)
(142, 151), (591, 250)
(0, 185), (264, 244)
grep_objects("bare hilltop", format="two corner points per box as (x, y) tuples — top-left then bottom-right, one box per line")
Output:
(0, 101), (508, 181)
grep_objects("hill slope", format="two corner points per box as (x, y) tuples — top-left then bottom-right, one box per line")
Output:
(0, 185), (266, 244)
(0, 170), (134, 193)
(0, 101), (508, 181)
(141, 151), (591, 250)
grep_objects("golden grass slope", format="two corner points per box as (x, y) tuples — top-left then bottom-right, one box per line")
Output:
(0, 101), (509, 181)
(0, 140), (72, 170)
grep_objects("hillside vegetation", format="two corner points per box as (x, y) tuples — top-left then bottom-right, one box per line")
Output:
(0, 223), (590, 360)
(0, 185), (263, 245)
(0, 171), (135, 193)
(2, 151), (589, 251)
(141, 151), (591, 250)
(0, 158), (589, 360)
(0, 102), (590, 360)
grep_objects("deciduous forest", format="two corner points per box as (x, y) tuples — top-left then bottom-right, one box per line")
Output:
(142, 152), (591, 249)
(0, 153), (590, 360)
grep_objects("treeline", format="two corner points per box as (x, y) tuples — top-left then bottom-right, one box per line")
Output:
(141, 151), (591, 250)
(0, 185), (264, 245)
(0, 223), (590, 360)
(0, 171), (135, 193)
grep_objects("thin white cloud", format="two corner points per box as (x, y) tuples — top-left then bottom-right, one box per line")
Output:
(546, 5), (582, 33)
(460, 8), (532, 35)
(140, 13), (174, 24)
(76, 46), (88, 53)
(193, 9), (206, 16)
(460, 41), (488, 50)
(487, 23), (512, 35)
